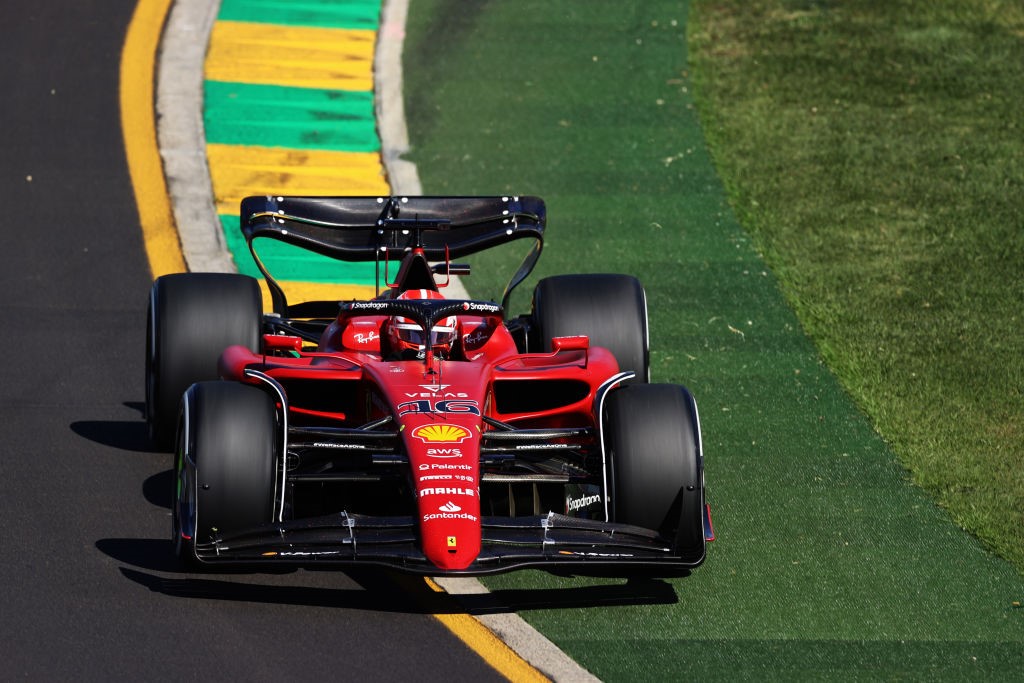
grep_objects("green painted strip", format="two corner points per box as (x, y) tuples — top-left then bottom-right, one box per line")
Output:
(206, 1), (384, 293)
(220, 215), (379, 286)
(403, 0), (1024, 679)
(217, 0), (380, 30)
(204, 81), (379, 152)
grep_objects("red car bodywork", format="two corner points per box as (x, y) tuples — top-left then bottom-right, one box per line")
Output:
(219, 276), (621, 571)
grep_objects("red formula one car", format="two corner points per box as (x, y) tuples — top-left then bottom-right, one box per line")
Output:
(146, 196), (713, 575)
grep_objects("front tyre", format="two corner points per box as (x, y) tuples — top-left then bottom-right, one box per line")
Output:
(173, 381), (277, 566)
(604, 383), (705, 563)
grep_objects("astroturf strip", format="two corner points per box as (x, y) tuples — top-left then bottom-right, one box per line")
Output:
(402, 1), (1024, 680)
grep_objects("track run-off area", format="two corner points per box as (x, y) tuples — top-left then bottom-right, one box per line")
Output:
(122, 0), (1022, 681)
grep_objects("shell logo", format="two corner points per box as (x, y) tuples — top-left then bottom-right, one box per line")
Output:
(412, 424), (471, 444)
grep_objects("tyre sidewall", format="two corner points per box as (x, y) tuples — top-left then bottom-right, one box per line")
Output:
(605, 383), (705, 560)
(185, 381), (277, 544)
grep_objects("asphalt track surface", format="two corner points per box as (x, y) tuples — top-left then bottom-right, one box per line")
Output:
(0, 3), (503, 678)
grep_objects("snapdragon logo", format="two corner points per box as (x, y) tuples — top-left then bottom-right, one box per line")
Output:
(566, 493), (602, 513)
(461, 302), (500, 313)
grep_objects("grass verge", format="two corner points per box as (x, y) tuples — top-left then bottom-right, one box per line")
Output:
(402, 1), (1024, 679)
(688, 0), (1024, 571)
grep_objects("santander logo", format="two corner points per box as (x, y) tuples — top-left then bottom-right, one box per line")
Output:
(439, 501), (461, 513)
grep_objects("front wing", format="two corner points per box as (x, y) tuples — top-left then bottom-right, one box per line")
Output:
(190, 512), (705, 576)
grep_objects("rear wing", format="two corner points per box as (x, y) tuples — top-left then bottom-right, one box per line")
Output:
(240, 196), (546, 312)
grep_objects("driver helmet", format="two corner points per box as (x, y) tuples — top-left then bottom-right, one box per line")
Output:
(388, 289), (458, 358)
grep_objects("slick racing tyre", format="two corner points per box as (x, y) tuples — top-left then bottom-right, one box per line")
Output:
(532, 274), (649, 383)
(146, 273), (262, 449)
(604, 383), (705, 563)
(174, 381), (277, 564)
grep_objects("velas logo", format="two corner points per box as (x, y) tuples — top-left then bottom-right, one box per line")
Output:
(411, 424), (471, 443)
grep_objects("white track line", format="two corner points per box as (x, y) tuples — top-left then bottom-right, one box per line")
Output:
(156, 0), (234, 274)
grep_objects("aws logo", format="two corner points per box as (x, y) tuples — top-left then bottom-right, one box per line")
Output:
(426, 448), (463, 459)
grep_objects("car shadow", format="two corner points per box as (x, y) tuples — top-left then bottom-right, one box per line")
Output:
(446, 579), (679, 615)
(70, 419), (155, 452)
(116, 565), (433, 614)
(70, 402), (164, 454)
(98, 538), (679, 614)
(143, 469), (173, 509)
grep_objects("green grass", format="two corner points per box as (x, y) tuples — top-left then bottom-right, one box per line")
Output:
(687, 0), (1024, 571)
(402, 1), (1024, 680)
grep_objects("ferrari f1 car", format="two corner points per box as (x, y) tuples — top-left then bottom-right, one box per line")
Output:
(146, 196), (713, 576)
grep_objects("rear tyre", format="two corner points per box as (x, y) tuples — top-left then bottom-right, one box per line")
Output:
(146, 273), (262, 449)
(173, 381), (277, 564)
(604, 383), (705, 563)
(532, 274), (649, 383)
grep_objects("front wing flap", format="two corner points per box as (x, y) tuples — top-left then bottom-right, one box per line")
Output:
(193, 512), (703, 576)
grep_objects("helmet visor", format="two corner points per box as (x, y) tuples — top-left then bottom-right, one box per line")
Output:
(394, 321), (456, 348)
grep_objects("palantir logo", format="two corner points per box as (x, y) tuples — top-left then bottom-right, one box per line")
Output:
(439, 501), (461, 513)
